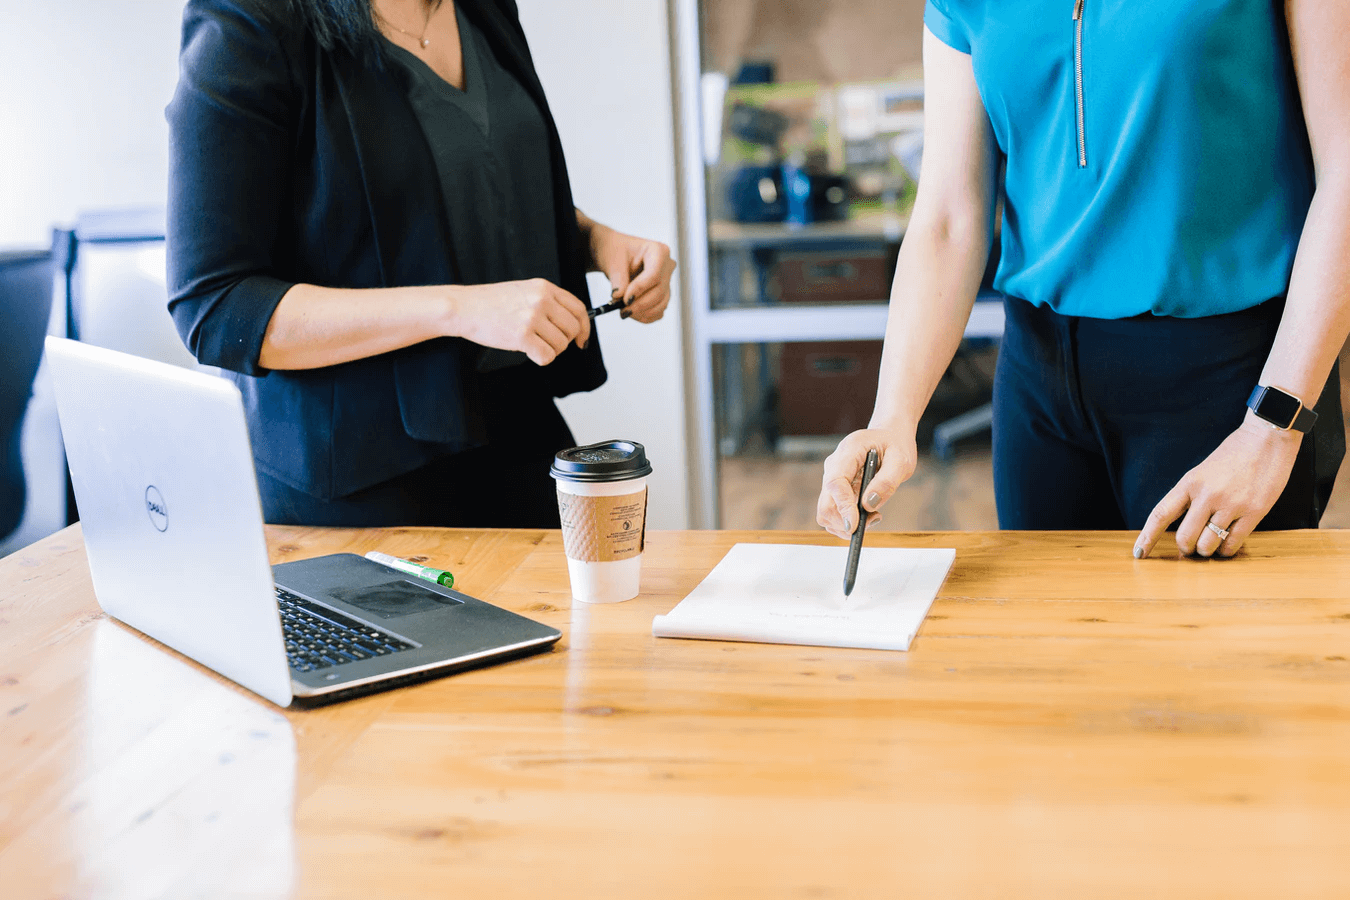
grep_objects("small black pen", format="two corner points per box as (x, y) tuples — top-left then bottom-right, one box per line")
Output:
(843, 448), (880, 597)
(588, 297), (628, 320)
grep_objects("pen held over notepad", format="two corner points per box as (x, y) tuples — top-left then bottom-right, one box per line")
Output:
(843, 448), (879, 597)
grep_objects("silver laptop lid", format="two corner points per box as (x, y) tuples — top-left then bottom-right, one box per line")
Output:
(45, 337), (292, 706)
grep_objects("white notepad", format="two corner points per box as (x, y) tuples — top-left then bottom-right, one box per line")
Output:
(652, 543), (956, 651)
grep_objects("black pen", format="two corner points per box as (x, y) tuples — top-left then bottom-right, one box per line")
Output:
(588, 297), (628, 320)
(843, 448), (879, 596)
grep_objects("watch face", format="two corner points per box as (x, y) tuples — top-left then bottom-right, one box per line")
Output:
(1256, 387), (1302, 426)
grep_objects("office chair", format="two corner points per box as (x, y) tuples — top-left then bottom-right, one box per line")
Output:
(69, 207), (199, 368)
(0, 246), (57, 542)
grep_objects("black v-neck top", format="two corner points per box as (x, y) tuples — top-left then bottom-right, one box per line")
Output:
(384, 6), (562, 295)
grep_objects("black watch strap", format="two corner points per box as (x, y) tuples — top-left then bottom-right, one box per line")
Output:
(1247, 385), (1318, 433)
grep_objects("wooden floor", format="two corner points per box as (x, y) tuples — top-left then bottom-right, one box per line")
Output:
(720, 446), (991, 531)
(721, 444), (1350, 531)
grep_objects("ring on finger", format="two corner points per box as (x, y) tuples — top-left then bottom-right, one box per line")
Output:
(1205, 520), (1231, 542)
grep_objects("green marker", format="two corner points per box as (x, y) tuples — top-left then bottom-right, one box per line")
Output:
(364, 550), (455, 589)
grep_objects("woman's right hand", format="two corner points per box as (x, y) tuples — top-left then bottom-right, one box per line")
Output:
(817, 427), (919, 540)
(449, 278), (592, 366)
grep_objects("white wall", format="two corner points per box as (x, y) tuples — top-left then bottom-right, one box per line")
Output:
(0, 1), (184, 248)
(517, 0), (691, 529)
(0, 0), (692, 537)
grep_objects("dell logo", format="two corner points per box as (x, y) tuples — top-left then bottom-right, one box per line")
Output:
(145, 486), (169, 532)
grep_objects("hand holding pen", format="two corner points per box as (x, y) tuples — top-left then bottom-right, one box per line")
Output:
(818, 428), (916, 541)
(588, 296), (629, 320)
(843, 449), (880, 596)
(585, 218), (677, 324)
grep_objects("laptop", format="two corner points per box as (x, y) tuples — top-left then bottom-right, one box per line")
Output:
(45, 337), (561, 707)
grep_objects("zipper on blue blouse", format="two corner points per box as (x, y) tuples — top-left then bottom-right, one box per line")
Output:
(1072, 0), (1087, 168)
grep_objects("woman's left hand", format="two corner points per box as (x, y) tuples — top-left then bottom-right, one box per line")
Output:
(588, 225), (676, 323)
(1133, 413), (1304, 559)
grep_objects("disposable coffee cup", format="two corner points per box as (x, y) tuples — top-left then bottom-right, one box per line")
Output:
(551, 440), (652, 603)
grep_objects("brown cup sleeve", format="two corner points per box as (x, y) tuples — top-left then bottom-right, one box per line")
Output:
(557, 487), (647, 563)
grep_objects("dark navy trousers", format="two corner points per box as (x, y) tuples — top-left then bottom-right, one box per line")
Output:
(991, 296), (1344, 531)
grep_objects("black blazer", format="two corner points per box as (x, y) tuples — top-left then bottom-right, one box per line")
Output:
(166, 0), (606, 499)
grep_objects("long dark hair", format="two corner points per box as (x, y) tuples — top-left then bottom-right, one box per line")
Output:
(286, 0), (444, 60)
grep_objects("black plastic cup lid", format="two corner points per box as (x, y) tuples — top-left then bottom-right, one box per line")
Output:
(550, 440), (652, 483)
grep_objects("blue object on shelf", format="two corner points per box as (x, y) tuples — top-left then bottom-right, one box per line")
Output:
(782, 167), (850, 226)
(783, 163), (813, 225)
(733, 61), (775, 85)
(726, 165), (787, 223)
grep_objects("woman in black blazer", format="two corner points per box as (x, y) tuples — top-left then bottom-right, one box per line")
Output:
(166, 0), (676, 527)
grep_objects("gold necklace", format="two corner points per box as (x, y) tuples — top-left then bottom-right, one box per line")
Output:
(379, 1), (436, 49)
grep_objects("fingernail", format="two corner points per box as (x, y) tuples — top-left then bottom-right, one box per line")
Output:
(1133, 546), (1143, 559)
(865, 492), (881, 509)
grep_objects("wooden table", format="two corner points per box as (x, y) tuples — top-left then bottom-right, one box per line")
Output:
(3, 526), (1349, 898)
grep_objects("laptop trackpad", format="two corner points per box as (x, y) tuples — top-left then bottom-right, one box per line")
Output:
(327, 579), (463, 619)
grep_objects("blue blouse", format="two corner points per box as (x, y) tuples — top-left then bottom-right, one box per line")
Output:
(924, 0), (1314, 318)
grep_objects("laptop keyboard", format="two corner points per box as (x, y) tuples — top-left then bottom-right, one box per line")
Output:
(276, 587), (414, 672)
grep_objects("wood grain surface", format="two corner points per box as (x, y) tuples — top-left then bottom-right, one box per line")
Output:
(2, 526), (1348, 899)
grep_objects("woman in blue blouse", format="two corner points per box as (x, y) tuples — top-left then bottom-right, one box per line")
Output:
(817, 0), (1350, 558)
